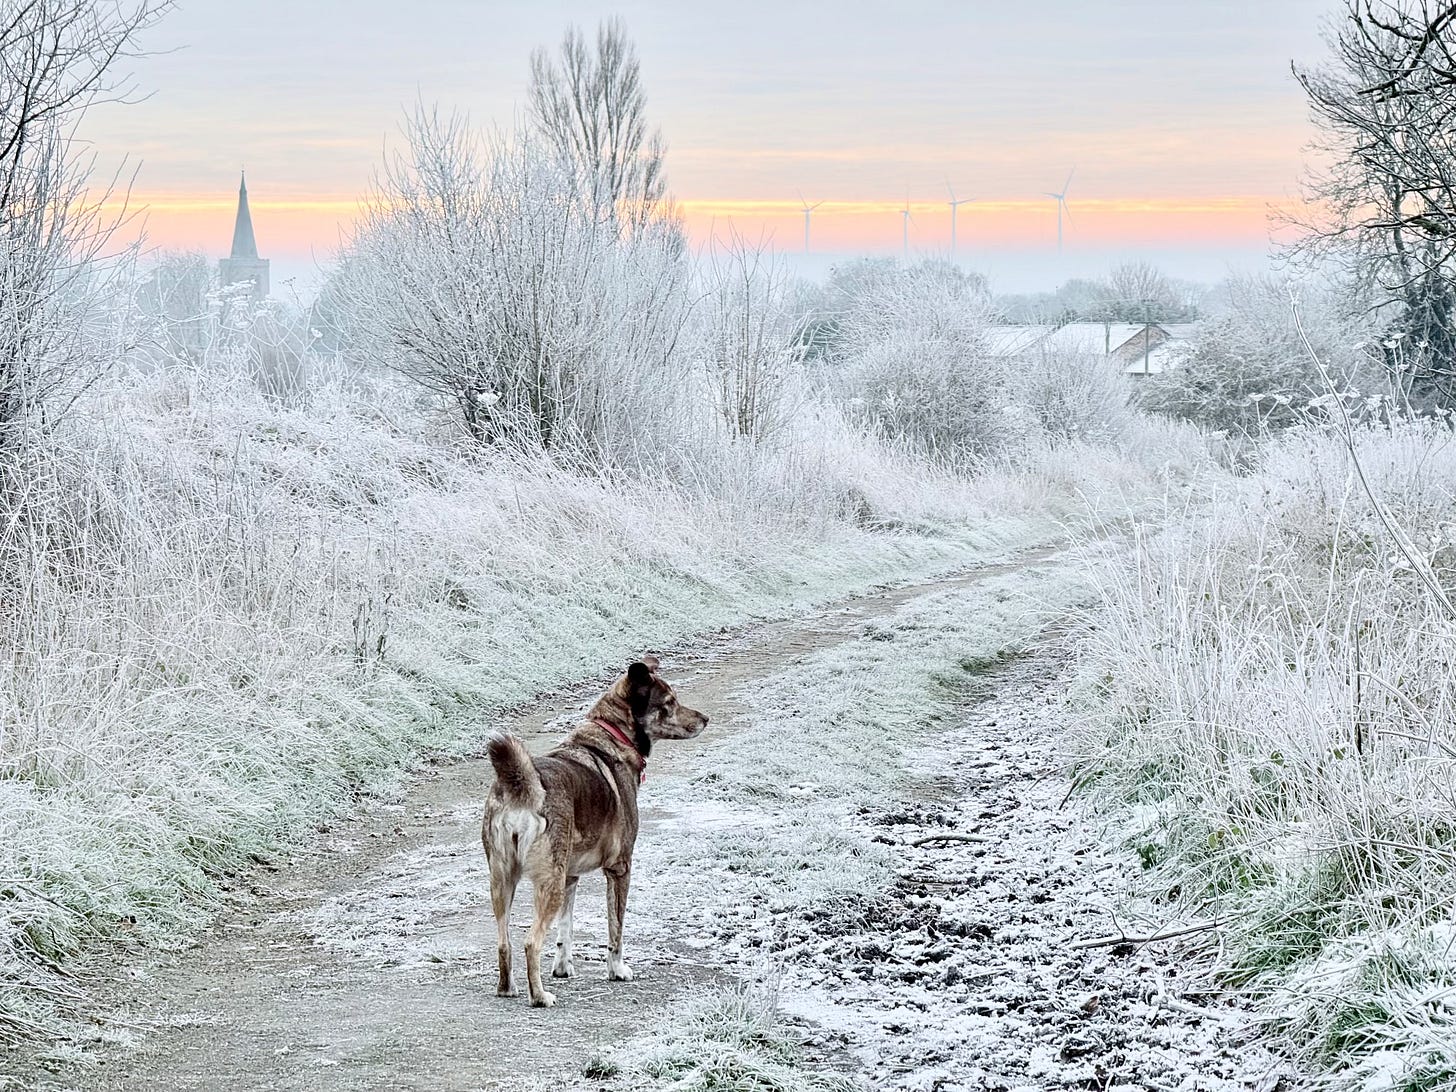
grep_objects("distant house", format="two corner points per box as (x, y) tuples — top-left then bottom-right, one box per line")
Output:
(218, 172), (270, 301)
(1115, 323), (1198, 376)
(983, 321), (1197, 376)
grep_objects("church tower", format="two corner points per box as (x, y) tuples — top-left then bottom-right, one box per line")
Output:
(218, 172), (269, 300)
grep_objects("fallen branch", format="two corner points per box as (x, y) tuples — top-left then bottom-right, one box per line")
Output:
(907, 832), (992, 847)
(1070, 919), (1222, 951)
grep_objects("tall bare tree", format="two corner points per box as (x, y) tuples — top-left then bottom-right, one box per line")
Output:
(1293, 1), (1456, 406)
(0, 0), (170, 452)
(526, 19), (668, 227)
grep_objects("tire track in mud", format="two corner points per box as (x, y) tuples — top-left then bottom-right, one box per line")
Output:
(10, 552), (1061, 1092)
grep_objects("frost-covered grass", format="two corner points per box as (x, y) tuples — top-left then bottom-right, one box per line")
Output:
(0, 353), (1198, 1044)
(608, 981), (855, 1092)
(1071, 420), (1456, 1091)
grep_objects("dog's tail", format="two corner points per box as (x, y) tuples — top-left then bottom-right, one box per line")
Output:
(487, 732), (545, 811)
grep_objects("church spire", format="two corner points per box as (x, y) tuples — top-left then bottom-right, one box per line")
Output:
(230, 171), (259, 260)
(219, 171), (269, 299)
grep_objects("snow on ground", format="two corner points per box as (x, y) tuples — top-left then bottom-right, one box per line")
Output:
(615, 562), (1288, 1092)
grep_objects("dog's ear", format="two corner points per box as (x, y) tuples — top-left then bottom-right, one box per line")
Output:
(626, 661), (654, 716)
(640, 654), (661, 674)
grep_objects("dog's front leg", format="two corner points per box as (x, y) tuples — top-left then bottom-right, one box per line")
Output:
(604, 863), (634, 982)
(551, 876), (579, 979)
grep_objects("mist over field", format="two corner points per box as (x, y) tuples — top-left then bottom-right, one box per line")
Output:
(4, 4), (1456, 1091)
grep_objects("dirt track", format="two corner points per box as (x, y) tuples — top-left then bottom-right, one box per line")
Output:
(11, 546), (1274, 1092)
(13, 557), (1057, 1092)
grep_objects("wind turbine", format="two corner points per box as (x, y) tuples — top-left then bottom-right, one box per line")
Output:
(1044, 168), (1075, 253)
(901, 193), (913, 260)
(798, 191), (824, 254)
(947, 184), (976, 256)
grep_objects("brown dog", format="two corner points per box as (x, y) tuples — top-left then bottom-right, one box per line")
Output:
(482, 656), (707, 1007)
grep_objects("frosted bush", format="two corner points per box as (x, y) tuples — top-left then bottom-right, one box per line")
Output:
(696, 239), (802, 444)
(331, 108), (694, 467)
(1137, 273), (1382, 437)
(827, 260), (1020, 465)
(1017, 349), (1135, 445)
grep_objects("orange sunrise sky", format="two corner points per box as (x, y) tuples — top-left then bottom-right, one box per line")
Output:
(78, 0), (1339, 292)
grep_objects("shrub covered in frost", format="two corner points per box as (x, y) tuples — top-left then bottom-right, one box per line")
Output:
(1137, 273), (1383, 438)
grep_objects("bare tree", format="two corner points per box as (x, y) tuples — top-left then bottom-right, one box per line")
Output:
(1102, 261), (1194, 321)
(133, 250), (212, 365)
(699, 237), (801, 443)
(0, 0), (170, 452)
(527, 19), (668, 227)
(1292, 1), (1456, 405)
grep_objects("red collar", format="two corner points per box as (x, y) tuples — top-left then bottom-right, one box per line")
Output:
(594, 718), (646, 784)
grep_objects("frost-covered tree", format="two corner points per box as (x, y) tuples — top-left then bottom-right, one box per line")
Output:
(1137, 274), (1381, 437)
(995, 267), (1199, 324)
(1099, 261), (1199, 322)
(0, 0), (170, 453)
(134, 251), (212, 365)
(334, 106), (693, 464)
(797, 258), (989, 361)
(1292, 0), (1456, 406)
(527, 19), (668, 228)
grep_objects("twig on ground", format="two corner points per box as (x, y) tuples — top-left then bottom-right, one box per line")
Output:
(1070, 919), (1223, 951)
(907, 832), (992, 847)
(88, 1012), (155, 1033)
(1149, 964), (1230, 1025)
(0, 1012), (58, 1039)
(11, 978), (83, 1003)
(3, 880), (89, 921)
(1158, 993), (1230, 1023)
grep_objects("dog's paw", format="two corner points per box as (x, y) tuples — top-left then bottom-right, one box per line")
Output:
(607, 961), (634, 982)
(551, 959), (577, 979)
(530, 990), (557, 1008)
(497, 983), (519, 998)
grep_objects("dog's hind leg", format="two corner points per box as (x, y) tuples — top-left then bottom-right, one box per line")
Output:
(551, 875), (579, 979)
(490, 864), (520, 998)
(604, 863), (634, 982)
(525, 872), (566, 1008)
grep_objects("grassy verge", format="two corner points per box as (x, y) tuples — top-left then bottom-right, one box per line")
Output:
(599, 982), (855, 1092)
(1070, 421), (1456, 1091)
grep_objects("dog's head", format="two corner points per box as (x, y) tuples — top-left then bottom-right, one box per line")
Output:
(623, 655), (708, 744)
